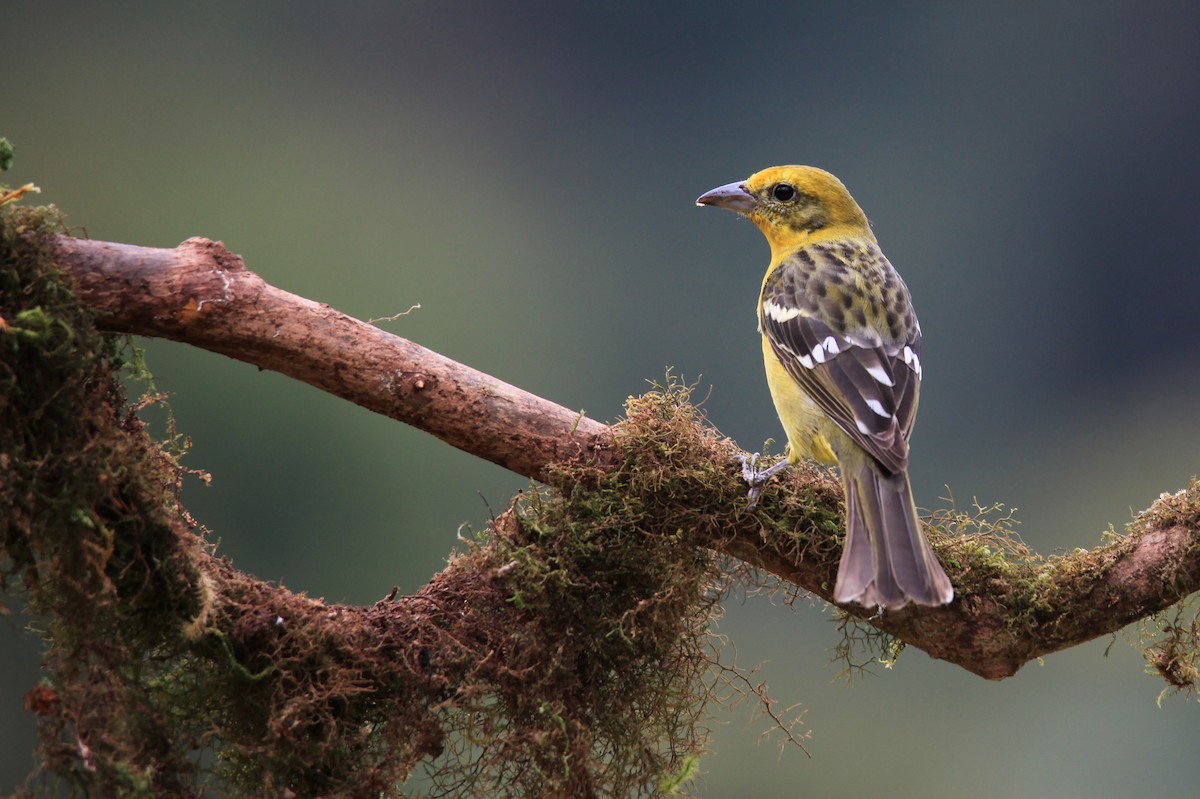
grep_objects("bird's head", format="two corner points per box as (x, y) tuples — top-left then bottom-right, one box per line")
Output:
(696, 165), (872, 252)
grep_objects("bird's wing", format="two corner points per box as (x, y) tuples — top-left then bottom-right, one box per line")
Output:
(759, 250), (921, 475)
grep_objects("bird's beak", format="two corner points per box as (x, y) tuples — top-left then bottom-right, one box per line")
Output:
(695, 181), (756, 213)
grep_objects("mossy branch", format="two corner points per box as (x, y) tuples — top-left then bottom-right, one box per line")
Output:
(5, 211), (728, 797)
(4, 211), (1198, 794)
(4, 209), (1195, 791)
(42, 233), (1200, 680)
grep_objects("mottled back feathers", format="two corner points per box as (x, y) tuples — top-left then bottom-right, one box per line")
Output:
(759, 239), (921, 475)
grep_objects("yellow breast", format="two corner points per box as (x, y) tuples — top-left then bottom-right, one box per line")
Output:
(760, 335), (838, 465)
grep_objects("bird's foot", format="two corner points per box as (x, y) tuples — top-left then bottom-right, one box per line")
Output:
(738, 452), (790, 512)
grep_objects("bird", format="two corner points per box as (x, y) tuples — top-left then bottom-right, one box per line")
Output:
(696, 165), (953, 609)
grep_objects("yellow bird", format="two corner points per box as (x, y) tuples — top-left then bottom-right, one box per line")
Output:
(697, 166), (953, 609)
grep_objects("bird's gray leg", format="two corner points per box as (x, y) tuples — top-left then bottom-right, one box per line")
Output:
(738, 453), (791, 511)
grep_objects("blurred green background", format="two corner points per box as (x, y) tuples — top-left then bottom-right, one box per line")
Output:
(4, 2), (1200, 795)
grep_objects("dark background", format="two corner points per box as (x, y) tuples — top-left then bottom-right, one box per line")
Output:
(4, 2), (1199, 795)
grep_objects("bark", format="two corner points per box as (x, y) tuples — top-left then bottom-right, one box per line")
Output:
(49, 235), (1200, 680)
(54, 236), (614, 482)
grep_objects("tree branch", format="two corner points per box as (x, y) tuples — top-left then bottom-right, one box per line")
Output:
(52, 236), (614, 482)
(50, 235), (1200, 680)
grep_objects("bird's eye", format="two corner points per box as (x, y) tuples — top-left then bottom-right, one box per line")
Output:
(771, 183), (797, 202)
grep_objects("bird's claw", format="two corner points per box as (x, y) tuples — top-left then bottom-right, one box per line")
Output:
(737, 452), (789, 512)
(738, 452), (763, 485)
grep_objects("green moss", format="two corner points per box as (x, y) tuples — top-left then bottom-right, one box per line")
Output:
(2, 202), (213, 797)
(1140, 601), (1200, 702)
(419, 381), (732, 796)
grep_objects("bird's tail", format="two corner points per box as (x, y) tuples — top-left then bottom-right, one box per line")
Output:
(834, 460), (953, 609)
